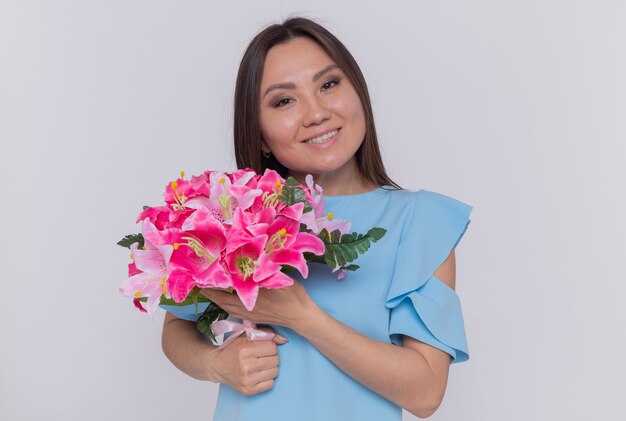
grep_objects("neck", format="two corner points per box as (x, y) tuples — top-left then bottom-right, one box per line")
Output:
(288, 162), (379, 196)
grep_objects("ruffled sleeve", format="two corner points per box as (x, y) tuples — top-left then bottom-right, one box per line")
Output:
(386, 190), (472, 364)
(159, 302), (209, 322)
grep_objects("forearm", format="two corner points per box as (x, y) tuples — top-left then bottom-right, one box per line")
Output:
(292, 302), (443, 416)
(161, 312), (219, 382)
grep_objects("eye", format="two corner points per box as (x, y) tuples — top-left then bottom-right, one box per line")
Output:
(272, 98), (292, 108)
(322, 77), (341, 91)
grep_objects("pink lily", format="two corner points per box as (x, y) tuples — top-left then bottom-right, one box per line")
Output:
(224, 232), (294, 311)
(300, 174), (352, 235)
(136, 205), (193, 230)
(183, 171), (262, 225)
(249, 169), (287, 212)
(119, 240), (173, 318)
(258, 203), (325, 278)
(144, 215), (231, 302)
(224, 206), (324, 310)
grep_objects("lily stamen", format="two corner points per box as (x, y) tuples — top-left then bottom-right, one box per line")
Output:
(217, 194), (234, 221)
(170, 181), (187, 211)
(264, 228), (292, 254)
(179, 237), (217, 264)
(236, 256), (256, 280)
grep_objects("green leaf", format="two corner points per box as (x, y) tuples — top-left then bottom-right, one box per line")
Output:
(367, 227), (386, 242)
(332, 244), (348, 267)
(280, 264), (298, 274)
(278, 176), (312, 213)
(158, 287), (212, 306)
(338, 243), (358, 262)
(315, 227), (387, 273)
(192, 288), (199, 316)
(117, 233), (144, 249)
(303, 251), (326, 265)
(323, 248), (337, 269)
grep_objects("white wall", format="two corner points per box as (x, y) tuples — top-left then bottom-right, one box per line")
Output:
(1, 1), (624, 420)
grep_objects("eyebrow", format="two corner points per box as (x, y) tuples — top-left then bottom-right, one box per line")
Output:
(262, 64), (339, 99)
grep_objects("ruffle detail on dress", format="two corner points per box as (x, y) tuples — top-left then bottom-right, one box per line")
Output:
(385, 190), (472, 363)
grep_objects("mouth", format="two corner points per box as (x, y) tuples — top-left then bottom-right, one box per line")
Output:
(302, 128), (341, 145)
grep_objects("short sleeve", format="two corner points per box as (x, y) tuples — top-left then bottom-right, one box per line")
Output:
(159, 302), (209, 321)
(385, 190), (473, 364)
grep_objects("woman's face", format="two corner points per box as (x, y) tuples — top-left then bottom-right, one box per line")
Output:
(259, 37), (366, 184)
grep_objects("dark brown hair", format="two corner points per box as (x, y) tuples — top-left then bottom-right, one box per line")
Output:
(233, 17), (401, 190)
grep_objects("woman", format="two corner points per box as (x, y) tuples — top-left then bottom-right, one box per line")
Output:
(162, 17), (472, 420)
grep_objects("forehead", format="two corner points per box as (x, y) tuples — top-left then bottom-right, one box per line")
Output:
(261, 37), (337, 84)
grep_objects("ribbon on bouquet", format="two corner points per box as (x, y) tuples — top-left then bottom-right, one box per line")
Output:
(210, 319), (275, 347)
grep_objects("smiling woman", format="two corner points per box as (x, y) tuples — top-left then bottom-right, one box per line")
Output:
(232, 18), (399, 196)
(160, 16), (473, 421)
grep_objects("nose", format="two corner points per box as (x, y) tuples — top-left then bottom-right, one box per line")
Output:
(302, 95), (331, 127)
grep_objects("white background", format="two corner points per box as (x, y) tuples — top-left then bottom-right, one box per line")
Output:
(1, 1), (625, 420)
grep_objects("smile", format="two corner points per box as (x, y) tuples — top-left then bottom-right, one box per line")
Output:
(303, 129), (340, 144)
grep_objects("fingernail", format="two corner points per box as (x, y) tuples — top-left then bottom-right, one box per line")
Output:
(275, 334), (288, 342)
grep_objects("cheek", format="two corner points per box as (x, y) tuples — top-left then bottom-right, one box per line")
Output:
(333, 92), (366, 123)
(350, 96), (366, 122)
(260, 112), (301, 147)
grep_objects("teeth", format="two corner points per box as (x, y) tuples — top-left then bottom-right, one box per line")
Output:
(304, 129), (338, 144)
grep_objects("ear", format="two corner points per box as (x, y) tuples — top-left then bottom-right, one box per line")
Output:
(261, 141), (271, 154)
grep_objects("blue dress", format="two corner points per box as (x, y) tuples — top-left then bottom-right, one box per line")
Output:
(162, 187), (473, 421)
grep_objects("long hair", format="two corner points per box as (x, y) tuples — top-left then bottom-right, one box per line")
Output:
(233, 17), (401, 190)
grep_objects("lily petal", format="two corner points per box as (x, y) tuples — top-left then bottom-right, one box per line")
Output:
(279, 202), (304, 221)
(269, 248), (309, 278)
(253, 252), (283, 282)
(132, 249), (166, 273)
(196, 262), (231, 289)
(292, 232), (325, 255)
(230, 274), (260, 311)
(167, 269), (197, 303)
(120, 272), (155, 297)
(260, 270), (295, 289)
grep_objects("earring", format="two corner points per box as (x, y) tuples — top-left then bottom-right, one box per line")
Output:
(263, 150), (271, 159)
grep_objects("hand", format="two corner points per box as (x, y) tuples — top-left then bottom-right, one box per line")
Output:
(212, 326), (286, 396)
(201, 280), (315, 330)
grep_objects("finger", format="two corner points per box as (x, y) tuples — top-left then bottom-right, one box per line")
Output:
(253, 366), (279, 383)
(200, 288), (233, 301)
(256, 326), (288, 344)
(251, 378), (275, 395)
(199, 288), (214, 299)
(201, 291), (240, 312)
(252, 354), (280, 372)
(216, 293), (244, 309)
(247, 340), (278, 357)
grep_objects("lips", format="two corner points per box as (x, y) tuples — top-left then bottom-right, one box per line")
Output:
(302, 128), (341, 144)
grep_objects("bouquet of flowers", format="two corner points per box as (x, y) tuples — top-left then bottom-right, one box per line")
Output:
(118, 168), (385, 342)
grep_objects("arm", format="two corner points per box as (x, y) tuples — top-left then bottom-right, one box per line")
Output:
(295, 249), (456, 418)
(202, 249), (458, 418)
(162, 311), (286, 395)
(161, 311), (220, 381)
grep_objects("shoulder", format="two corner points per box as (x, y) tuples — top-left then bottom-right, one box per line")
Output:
(384, 188), (473, 240)
(413, 189), (472, 209)
(410, 189), (473, 229)
(383, 187), (471, 209)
